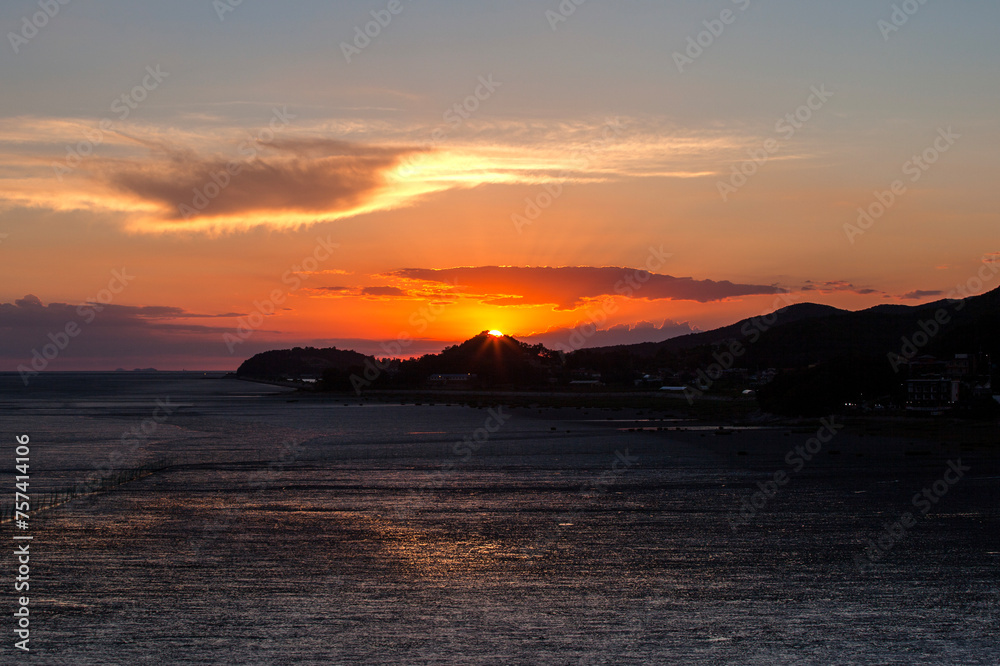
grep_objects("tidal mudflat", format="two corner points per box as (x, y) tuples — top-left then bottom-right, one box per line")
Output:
(2, 373), (997, 664)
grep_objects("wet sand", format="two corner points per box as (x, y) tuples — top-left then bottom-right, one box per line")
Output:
(2, 374), (998, 664)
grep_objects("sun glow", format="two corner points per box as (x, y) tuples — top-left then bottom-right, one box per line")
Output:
(488, 330), (504, 337)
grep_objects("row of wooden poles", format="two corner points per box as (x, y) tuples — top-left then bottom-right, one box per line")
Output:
(0, 458), (172, 524)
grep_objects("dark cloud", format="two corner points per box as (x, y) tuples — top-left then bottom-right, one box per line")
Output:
(0, 296), (250, 370)
(900, 290), (944, 300)
(14, 294), (43, 308)
(0, 295), (465, 370)
(361, 286), (409, 297)
(305, 285), (414, 298)
(95, 139), (422, 222)
(391, 266), (785, 309)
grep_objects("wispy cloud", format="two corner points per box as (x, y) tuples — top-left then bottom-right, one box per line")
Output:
(800, 280), (885, 296)
(0, 114), (744, 234)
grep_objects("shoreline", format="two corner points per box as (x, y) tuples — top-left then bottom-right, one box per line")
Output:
(239, 378), (1000, 449)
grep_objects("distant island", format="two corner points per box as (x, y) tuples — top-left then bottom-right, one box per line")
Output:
(237, 286), (1000, 418)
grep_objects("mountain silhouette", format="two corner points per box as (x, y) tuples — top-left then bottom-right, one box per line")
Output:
(236, 346), (373, 380)
(585, 286), (1000, 368)
(234, 286), (998, 415)
(394, 331), (560, 388)
(587, 302), (846, 358)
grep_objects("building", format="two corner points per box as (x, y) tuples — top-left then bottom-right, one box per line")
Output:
(427, 373), (478, 387)
(906, 377), (960, 413)
(569, 379), (603, 390)
(946, 353), (975, 379)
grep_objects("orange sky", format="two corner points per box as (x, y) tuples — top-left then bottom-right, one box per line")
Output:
(1, 2), (998, 370)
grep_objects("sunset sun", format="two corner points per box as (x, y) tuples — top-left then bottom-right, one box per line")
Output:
(488, 330), (504, 337)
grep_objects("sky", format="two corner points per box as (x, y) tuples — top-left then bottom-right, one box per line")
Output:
(1, 0), (999, 371)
